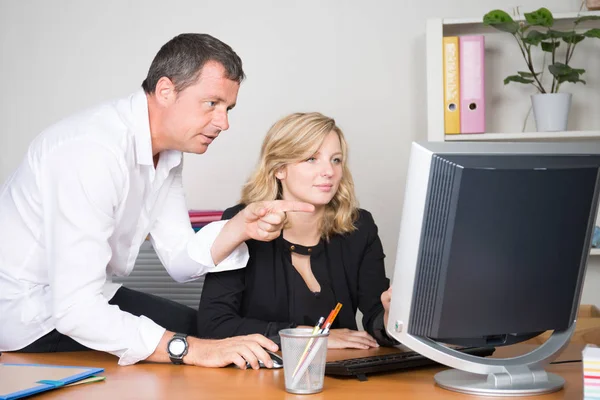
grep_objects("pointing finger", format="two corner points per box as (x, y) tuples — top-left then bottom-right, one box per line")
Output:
(266, 200), (315, 214)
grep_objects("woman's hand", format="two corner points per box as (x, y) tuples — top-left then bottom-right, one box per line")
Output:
(326, 329), (379, 349)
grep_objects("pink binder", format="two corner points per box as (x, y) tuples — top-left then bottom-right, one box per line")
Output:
(459, 35), (485, 134)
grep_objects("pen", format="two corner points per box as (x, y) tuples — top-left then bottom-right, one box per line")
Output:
(320, 306), (338, 332)
(312, 317), (325, 334)
(291, 303), (343, 387)
(291, 317), (325, 377)
(320, 303), (342, 334)
(292, 303), (342, 379)
(321, 303), (342, 333)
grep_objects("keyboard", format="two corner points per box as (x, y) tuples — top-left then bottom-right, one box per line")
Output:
(325, 346), (496, 381)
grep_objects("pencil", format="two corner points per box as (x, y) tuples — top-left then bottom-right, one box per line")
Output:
(291, 317), (324, 377)
(292, 303), (343, 378)
(321, 303), (342, 333)
(320, 303), (342, 334)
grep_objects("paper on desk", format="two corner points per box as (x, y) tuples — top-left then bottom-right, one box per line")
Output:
(66, 376), (106, 386)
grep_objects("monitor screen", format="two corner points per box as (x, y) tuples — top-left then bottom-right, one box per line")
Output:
(388, 141), (600, 348)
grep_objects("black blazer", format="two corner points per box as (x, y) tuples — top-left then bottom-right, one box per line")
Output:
(197, 205), (396, 345)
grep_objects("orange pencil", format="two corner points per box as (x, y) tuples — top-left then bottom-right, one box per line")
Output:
(321, 303), (342, 334)
(292, 303), (342, 378)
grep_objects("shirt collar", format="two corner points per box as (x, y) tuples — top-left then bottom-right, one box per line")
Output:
(130, 88), (182, 169)
(160, 149), (184, 172)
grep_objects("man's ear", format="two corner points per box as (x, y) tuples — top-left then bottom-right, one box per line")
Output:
(154, 77), (176, 106)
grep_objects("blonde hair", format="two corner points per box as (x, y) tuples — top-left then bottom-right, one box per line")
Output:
(241, 112), (359, 239)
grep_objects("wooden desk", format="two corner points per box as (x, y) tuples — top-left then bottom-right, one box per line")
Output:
(0, 344), (584, 399)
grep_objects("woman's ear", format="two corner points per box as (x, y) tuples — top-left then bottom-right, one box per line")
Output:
(275, 167), (287, 180)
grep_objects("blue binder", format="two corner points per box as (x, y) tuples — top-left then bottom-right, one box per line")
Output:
(0, 363), (104, 399)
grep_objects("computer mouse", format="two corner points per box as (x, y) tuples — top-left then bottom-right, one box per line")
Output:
(265, 350), (284, 368)
(243, 349), (283, 369)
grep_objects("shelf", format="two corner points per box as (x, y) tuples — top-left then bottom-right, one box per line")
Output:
(426, 11), (600, 142)
(441, 10), (600, 27)
(444, 131), (600, 142)
(591, 248), (600, 256)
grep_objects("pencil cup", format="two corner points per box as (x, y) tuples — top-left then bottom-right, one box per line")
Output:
(279, 328), (329, 394)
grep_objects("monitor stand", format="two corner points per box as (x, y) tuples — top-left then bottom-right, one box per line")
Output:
(394, 322), (574, 396)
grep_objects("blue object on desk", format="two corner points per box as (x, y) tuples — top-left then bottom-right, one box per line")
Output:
(0, 363), (104, 400)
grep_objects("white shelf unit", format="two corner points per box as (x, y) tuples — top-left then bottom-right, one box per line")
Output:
(445, 130), (600, 142)
(426, 10), (600, 143)
(425, 10), (600, 256)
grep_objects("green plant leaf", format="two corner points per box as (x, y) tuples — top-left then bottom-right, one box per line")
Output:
(504, 75), (535, 84)
(584, 28), (600, 38)
(541, 41), (560, 52)
(575, 15), (600, 25)
(557, 72), (586, 84)
(549, 63), (585, 77)
(483, 9), (514, 23)
(483, 10), (519, 33)
(562, 32), (585, 44)
(524, 8), (554, 27)
(546, 29), (569, 39)
(517, 71), (540, 78)
(523, 30), (547, 45)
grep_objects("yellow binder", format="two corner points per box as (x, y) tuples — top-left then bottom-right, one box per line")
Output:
(443, 36), (460, 134)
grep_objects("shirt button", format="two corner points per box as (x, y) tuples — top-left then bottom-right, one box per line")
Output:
(307, 248), (312, 253)
(290, 245), (295, 251)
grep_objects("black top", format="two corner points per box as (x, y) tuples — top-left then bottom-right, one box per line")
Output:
(197, 205), (398, 346)
(281, 236), (338, 328)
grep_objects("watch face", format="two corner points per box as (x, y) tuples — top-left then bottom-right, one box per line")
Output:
(169, 338), (186, 356)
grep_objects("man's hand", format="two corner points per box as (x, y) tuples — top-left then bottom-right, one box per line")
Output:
(211, 200), (314, 264)
(381, 287), (392, 330)
(186, 334), (279, 369)
(326, 329), (379, 349)
(240, 200), (315, 241)
(211, 200), (314, 265)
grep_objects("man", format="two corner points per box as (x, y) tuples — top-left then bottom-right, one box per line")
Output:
(0, 33), (313, 368)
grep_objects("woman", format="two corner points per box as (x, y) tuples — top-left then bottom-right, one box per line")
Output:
(197, 112), (395, 349)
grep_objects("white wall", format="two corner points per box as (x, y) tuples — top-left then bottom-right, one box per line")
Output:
(1, 0), (598, 306)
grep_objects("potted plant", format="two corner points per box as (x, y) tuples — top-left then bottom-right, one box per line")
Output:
(483, 8), (600, 131)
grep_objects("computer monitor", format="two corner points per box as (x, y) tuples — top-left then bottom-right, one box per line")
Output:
(387, 141), (600, 396)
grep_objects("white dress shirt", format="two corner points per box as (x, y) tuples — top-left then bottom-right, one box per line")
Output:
(0, 89), (248, 365)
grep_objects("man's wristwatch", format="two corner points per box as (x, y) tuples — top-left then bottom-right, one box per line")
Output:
(167, 333), (189, 365)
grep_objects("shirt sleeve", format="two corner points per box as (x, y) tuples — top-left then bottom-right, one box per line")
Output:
(149, 163), (249, 284)
(40, 140), (166, 366)
(370, 309), (400, 347)
(356, 210), (398, 346)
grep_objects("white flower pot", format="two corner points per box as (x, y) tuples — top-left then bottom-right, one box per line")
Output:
(531, 93), (572, 132)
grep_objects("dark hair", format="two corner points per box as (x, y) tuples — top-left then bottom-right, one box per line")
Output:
(141, 33), (245, 94)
